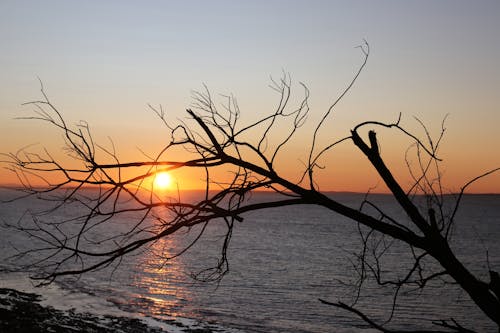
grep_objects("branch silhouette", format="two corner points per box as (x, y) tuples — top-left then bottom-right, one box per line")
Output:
(3, 43), (499, 332)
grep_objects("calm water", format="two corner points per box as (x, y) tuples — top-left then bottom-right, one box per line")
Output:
(0, 189), (499, 332)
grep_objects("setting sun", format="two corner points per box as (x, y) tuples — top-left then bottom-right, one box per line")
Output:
(153, 172), (172, 190)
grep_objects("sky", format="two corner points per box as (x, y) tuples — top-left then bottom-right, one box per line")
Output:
(1, 0), (499, 193)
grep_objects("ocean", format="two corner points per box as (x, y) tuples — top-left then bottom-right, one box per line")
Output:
(0, 189), (499, 332)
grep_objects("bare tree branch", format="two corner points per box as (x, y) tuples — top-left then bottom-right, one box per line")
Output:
(2, 43), (499, 331)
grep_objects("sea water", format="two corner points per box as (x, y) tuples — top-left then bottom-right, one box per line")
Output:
(0, 189), (498, 332)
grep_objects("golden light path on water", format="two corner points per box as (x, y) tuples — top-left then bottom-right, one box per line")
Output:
(131, 232), (192, 318)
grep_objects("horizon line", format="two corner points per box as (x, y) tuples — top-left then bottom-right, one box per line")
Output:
(1, 184), (498, 196)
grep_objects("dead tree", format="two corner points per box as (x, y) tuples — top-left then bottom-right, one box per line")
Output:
(2, 42), (499, 332)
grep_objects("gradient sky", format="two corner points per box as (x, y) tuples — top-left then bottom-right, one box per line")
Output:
(1, 0), (499, 193)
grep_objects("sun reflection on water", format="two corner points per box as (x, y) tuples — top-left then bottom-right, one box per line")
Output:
(131, 236), (193, 317)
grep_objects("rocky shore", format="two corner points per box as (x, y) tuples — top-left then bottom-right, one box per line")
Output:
(0, 288), (220, 333)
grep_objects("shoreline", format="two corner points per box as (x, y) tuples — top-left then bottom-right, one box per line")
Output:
(0, 288), (221, 333)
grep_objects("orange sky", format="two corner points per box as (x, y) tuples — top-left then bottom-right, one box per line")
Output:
(1, 1), (499, 193)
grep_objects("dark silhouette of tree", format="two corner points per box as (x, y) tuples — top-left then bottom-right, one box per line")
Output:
(3, 42), (499, 332)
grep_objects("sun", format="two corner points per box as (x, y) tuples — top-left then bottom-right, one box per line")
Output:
(153, 172), (172, 190)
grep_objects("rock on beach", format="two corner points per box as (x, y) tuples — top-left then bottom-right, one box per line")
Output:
(0, 288), (217, 333)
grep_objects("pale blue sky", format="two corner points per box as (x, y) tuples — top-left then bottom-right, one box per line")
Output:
(1, 0), (499, 191)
